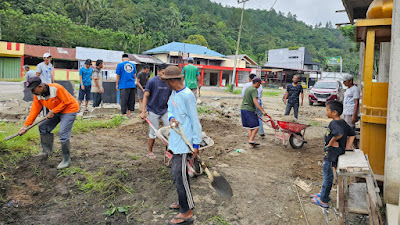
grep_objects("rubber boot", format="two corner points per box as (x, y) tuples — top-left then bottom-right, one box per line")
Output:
(57, 141), (71, 169)
(37, 133), (54, 156)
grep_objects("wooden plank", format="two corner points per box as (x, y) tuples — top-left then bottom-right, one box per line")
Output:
(366, 194), (376, 225)
(374, 174), (384, 182)
(338, 175), (345, 225)
(366, 189), (381, 225)
(343, 176), (349, 222)
(366, 177), (379, 207)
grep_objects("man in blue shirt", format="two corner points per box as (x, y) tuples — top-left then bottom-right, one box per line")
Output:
(140, 64), (171, 159)
(283, 75), (304, 119)
(162, 66), (201, 225)
(116, 54), (137, 117)
(78, 59), (93, 112)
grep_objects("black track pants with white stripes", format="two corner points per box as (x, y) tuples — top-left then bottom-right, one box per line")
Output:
(171, 153), (195, 213)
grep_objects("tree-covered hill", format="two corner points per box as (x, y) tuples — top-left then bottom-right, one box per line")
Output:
(0, 0), (358, 74)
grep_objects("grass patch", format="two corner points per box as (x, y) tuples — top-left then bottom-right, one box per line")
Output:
(309, 120), (321, 127)
(206, 215), (231, 225)
(224, 85), (242, 95)
(58, 166), (133, 200)
(72, 115), (126, 133)
(0, 78), (24, 82)
(0, 115), (126, 169)
(263, 91), (281, 97)
(197, 105), (216, 114)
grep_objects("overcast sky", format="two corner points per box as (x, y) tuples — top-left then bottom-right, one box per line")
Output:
(211, 0), (350, 26)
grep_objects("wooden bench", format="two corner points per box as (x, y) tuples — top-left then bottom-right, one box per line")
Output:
(337, 149), (383, 225)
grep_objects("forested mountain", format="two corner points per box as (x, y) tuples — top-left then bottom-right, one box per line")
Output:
(0, 0), (358, 74)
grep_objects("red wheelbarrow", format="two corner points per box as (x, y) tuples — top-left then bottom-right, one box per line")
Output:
(259, 114), (310, 149)
(144, 118), (214, 177)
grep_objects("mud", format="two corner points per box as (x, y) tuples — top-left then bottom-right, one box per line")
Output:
(0, 89), (351, 224)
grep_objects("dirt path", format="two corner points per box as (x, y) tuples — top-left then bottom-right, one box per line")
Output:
(1, 90), (344, 225)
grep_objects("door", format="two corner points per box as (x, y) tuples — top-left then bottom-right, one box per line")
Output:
(0, 57), (21, 79)
(210, 73), (218, 86)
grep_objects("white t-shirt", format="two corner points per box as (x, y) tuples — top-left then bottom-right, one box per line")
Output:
(241, 82), (263, 102)
(343, 85), (360, 116)
(36, 62), (53, 84)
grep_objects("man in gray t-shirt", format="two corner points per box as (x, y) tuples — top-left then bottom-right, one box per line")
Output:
(342, 74), (360, 128)
(36, 53), (53, 84)
(23, 65), (36, 81)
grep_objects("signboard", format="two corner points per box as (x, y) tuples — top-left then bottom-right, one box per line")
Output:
(326, 57), (342, 66)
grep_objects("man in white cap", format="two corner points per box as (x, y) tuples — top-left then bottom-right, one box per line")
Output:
(36, 53), (53, 84)
(342, 74), (360, 137)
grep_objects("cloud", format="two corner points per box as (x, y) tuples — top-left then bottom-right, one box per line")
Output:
(212, 0), (350, 25)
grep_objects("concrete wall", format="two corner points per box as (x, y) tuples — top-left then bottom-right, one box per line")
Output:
(221, 58), (246, 68)
(378, 42), (391, 82)
(265, 47), (305, 69)
(384, 0), (400, 206)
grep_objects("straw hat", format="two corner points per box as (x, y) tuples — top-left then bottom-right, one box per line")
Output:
(162, 66), (184, 80)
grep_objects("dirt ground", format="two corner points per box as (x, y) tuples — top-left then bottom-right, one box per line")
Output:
(0, 88), (363, 225)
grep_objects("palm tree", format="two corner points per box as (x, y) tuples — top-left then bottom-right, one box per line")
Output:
(134, 18), (145, 53)
(72, 0), (99, 25)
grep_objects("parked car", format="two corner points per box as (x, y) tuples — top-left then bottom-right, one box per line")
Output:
(309, 80), (345, 105)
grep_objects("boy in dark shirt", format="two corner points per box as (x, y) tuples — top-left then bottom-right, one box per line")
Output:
(311, 100), (355, 208)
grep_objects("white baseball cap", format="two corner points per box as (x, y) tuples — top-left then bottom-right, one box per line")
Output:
(43, 53), (51, 58)
(342, 74), (353, 81)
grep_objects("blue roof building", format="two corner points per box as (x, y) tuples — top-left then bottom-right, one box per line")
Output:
(143, 42), (226, 58)
(142, 41), (254, 87)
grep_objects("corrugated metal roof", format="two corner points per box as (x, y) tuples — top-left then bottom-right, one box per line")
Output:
(143, 42), (226, 57)
(75, 47), (124, 63)
(128, 54), (163, 64)
(24, 44), (76, 60)
(227, 54), (258, 65)
(342, 0), (373, 23)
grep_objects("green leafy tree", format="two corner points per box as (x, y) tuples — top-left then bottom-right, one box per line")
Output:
(184, 34), (209, 48)
(72, 0), (100, 25)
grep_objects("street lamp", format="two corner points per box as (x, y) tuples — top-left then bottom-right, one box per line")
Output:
(230, 0), (249, 92)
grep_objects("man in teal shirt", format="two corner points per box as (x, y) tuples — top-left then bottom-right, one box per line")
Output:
(181, 57), (200, 99)
(163, 66), (201, 225)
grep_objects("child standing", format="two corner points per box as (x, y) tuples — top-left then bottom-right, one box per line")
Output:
(311, 100), (355, 208)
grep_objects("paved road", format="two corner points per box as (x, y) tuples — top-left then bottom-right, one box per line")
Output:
(0, 82), (24, 101)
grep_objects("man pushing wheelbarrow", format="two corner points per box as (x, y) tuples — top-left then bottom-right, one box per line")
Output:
(161, 66), (201, 225)
(241, 77), (268, 149)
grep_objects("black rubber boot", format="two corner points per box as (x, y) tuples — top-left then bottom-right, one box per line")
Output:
(57, 141), (71, 169)
(37, 133), (54, 156)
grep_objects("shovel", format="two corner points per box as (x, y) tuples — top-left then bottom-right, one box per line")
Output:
(172, 124), (233, 198)
(3, 117), (46, 141)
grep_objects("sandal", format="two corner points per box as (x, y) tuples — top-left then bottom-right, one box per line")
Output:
(168, 216), (194, 225)
(249, 142), (260, 146)
(146, 153), (156, 159)
(249, 143), (257, 149)
(169, 202), (179, 210)
(311, 196), (328, 208)
(310, 193), (331, 202)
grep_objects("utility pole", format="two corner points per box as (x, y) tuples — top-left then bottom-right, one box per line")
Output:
(230, 0), (249, 92)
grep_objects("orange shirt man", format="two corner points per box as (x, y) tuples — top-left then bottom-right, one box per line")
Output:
(19, 77), (79, 169)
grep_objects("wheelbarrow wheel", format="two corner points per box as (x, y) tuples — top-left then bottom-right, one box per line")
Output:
(289, 133), (304, 149)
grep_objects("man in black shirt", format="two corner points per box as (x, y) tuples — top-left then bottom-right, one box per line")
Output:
(283, 75), (304, 119)
(137, 64), (150, 107)
(311, 100), (355, 208)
